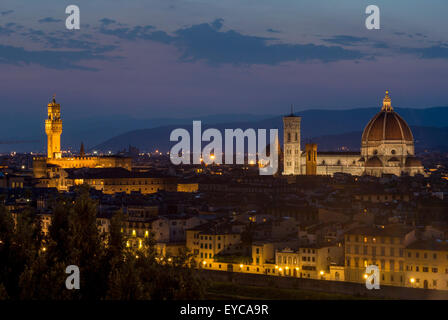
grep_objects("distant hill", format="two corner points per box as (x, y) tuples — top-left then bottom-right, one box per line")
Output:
(93, 107), (448, 153)
(4, 106), (448, 153)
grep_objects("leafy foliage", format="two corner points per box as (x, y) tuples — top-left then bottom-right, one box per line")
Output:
(0, 187), (204, 300)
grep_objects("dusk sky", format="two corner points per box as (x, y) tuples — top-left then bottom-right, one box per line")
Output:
(1, 0), (448, 133)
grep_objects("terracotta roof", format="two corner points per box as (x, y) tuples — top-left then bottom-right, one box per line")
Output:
(361, 92), (413, 143)
(362, 111), (413, 142)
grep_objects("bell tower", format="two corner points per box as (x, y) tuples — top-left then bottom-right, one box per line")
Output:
(283, 105), (302, 175)
(45, 95), (62, 159)
(305, 143), (317, 175)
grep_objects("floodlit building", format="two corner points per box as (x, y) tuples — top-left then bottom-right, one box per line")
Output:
(33, 96), (131, 179)
(405, 239), (448, 290)
(275, 243), (344, 279)
(283, 91), (425, 177)
(344, 225), (416, 287)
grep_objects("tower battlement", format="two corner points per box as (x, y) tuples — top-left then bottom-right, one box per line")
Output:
(45, 95), (62, 159)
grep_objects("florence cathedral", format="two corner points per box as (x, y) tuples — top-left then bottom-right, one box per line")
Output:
(283, 91), (425, 177)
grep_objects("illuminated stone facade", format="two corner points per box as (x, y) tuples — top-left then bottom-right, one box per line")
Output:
(283, 91), (425, 177)
(33, 97), (132, 179)
(344, 225), (416, 287)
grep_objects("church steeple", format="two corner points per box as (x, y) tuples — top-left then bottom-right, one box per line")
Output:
(80, 142), (85, 157)
(381, 90), (393, 112)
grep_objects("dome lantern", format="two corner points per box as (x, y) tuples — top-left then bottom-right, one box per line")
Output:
(361, 90), (413, 143)
(381, 90), (393, 112)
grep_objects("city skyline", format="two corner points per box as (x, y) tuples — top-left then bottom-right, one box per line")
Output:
(2, 1), (448, 304)
(2, 1), (448, 152)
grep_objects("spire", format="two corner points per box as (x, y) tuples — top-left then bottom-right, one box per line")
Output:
(381, 90), (393, 111)
(52, 94), (56, 103)
(290, 104), (294, 116)
(80, 142), (85, 156)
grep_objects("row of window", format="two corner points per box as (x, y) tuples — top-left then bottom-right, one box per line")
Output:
(346, 258), (404, 271)
(347, 235), (402, 244)
(277, 255), (316, 265)
(407, 251), (440, 260)
(200, 243), (222, 250)
(346, 245), (404, 257)
(347, 246), (444, 260)
(406, 265), (446, 273)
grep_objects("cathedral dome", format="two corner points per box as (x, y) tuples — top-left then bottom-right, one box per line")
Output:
(361, 91), (413, 143)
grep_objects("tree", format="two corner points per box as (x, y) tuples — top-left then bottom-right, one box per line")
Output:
(0, 186), (206, 300)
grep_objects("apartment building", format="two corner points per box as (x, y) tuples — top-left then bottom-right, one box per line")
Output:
(344, 225), (416, 286)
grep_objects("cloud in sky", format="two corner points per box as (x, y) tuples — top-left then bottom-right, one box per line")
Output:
(1, 17), (446, 72)
(0, 20), (119, 69)
(99, 18), (367, 65)
(99, 18), (117, 26)
(38, 17), (62, 24)
(322, 35), (368, 46)
(0, 44), (116, 70)
(0, 10), (14, 16)
(321, 35), (392, 50)
(401, 45), (448, 60)
(0, 25), (15, 36)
